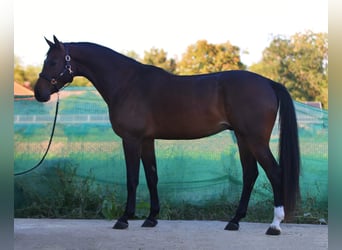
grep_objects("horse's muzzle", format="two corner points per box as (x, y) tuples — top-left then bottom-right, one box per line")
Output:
(34, 86), (51, 102)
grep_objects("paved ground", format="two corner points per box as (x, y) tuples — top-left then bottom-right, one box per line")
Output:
(14, 219), (327, 250)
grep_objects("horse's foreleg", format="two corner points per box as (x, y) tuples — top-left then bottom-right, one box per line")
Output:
(226, 135), (258, 231)
(113, 138), (142, 230)
(141, 139), (160, 227)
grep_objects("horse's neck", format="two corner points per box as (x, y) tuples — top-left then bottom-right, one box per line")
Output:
(70, 43), (139, 104)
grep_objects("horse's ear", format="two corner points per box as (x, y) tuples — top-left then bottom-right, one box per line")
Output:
(45, 37), (54, 48)
(53, 35), (65, 51)
(53, 35), (60, 46)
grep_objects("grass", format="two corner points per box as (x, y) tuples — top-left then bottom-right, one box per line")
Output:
(14, 162), (327, 225)
(15, 162), (110, 219)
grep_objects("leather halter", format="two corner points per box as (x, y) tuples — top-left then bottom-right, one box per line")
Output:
(38, 46), (74, 91)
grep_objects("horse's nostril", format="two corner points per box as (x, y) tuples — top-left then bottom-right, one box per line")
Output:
(35, 92), (50, 102)
(34, 85), (51, 102)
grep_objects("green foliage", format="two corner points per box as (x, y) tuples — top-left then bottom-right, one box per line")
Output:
(24, 65), (41, 88)
(143, 47), (176, 73)
(14, 56), (41, 88)
(71, 76), (92, 86)
(14, 56), (25, 83)
(250, 31), (328, 108)
(159, 194), (327, 224)
(14, 162), (327, 224)
(100, 186), (125, 220)
(14, 162), (121, 219)
(123, 50), (141, 61)
(176, 40), (246, 75)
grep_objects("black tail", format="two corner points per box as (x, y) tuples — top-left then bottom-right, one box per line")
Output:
(272, 82), (301, 217)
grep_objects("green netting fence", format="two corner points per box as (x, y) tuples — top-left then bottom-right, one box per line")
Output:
(14, 87), (328, 220)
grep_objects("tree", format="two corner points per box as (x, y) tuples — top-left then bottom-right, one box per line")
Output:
(24, 65), (41, 88)
(250, 31), (328, 108)
(123, 50), (141, 61)
(143, 47), (176, 73)
(14, 55), (41, 88)
(71, 76), (92, 86)
(176, 40), (246, 75)
(14, 56), (25, 83)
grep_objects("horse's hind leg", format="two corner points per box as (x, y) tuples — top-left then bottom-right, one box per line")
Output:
(250, 142), (284, 235)
(225, 135), (259, 231)
(141, 139), (160, 227)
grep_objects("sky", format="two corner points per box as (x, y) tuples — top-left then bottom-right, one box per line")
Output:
(14, 0), (328, 67)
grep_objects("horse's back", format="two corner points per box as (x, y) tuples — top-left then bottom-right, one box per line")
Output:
(111, 68), (279, 140)
(136, 70), (278, 139)
(140, 71), (227, 139)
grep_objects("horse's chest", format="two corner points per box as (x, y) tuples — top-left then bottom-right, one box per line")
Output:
(108, 103), (150, 138)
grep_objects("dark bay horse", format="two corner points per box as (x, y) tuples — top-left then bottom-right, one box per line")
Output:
(34, 36), (300, 235)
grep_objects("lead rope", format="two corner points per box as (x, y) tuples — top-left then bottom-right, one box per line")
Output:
(14, 93), (60, 176)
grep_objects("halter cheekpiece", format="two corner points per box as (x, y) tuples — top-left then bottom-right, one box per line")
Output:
(39, 46), (74, 91)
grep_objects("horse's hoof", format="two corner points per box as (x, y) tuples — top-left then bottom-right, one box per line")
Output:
(265, 227), (281, 235)
(225, 222), (239, 231)
(113, 220), (129, 230)
(142, 218), (158, 227)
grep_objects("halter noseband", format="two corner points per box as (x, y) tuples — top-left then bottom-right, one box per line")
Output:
(39, 46), (74, 91)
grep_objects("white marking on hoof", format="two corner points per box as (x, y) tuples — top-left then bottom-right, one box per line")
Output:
(270, 206), (285, 231)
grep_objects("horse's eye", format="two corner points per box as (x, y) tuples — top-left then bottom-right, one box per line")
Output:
(49, 61), (57, 67)
(45, 59), (57, 67)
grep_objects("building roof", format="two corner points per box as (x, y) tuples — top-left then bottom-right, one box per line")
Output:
(303, 101), (322, 109)
(14, 82), (34, 98)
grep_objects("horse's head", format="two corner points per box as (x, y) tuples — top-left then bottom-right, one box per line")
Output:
(34, 35), (74, 102)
